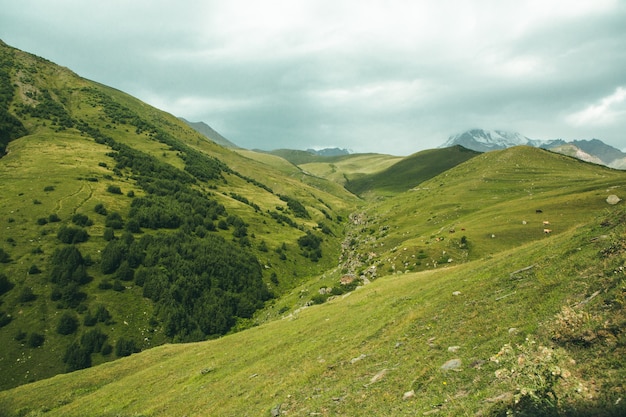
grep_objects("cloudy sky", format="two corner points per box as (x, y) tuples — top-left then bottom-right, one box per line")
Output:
(2, 0), (626, 154)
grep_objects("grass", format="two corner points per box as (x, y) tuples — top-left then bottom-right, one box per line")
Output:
(1, 41), (625, 416)
(1, 204), (624, 416)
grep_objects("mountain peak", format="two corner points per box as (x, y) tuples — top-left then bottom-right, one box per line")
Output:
(441, 129), (530, 152)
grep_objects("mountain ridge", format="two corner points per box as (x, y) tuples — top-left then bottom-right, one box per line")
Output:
(442, 128), (626, 167)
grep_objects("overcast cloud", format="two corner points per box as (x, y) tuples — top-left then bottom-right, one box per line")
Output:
(1, 0), (625, 154)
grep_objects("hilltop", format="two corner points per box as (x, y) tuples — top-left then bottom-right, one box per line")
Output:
(0, 41), (625, 416)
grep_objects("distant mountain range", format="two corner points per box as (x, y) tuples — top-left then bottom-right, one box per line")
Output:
(441, 129), (626, 169)
(306, 147), (351, 156)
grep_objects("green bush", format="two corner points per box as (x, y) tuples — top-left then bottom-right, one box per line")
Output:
(56, 312), (79, 335)
(107, 185), (122, 194)
(71, 213), (93, 227)
(63, 341), (91, 371)
(0, 248), (11, 263)
(27, 332), (45, 348)
(115, 337), (138, 357)
(0, 273), (13, 295)
(17, 287), (36, 303)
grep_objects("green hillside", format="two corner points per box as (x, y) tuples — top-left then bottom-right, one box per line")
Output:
(0, 41), (358, 390)
(1, 201), (624, 416)
(0, 40), (625, 416)
(344, 145), (481, 196)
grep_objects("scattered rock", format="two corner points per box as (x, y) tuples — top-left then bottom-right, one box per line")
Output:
(447, 346), (460, 353)
(270, 403), (281, 416)
(367, 368), (388, 385)
(606, 195), (621, 205)
(200, 367), (213, 375)
(402, 390), (415, 400)
(440, 359), (462, 371)
(508, 327), (518, 335)
(452, 291), (461, 296)
(350, 354), (367, 364)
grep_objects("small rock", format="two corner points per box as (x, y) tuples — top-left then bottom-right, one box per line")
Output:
(200, 368), (213, 375)
(452, 291), (461, 296)
(270, 404), (281, 417)
(368, 368), (388, 385)
(402, 390), (415, 400)
(440, 359), (462, 371)
(508, 327), (518, 335)
(447, 346), (460, 353)
(606, 195), (621, 205)
(350, 354), (367, 364)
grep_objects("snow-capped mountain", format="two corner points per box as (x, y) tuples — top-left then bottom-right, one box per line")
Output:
(441, 129), (533, 152)
(442, 129), (626, 168)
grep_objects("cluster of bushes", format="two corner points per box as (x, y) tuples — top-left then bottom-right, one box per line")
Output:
(279, 195), (310, 219)
(269, 210), (299, 228)
(100, 230), (272, 340)
(49, 246), (90, 308)
(16, 88), (74, 129)
(298, 231), (323, 262)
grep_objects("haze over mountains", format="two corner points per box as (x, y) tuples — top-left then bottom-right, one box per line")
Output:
(0, 40), (625, 416)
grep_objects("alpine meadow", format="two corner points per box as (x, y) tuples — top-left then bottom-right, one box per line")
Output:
(0, 41), (625, 416)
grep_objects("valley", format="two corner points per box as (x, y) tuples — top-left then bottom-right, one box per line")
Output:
(0, 41), (624, 416)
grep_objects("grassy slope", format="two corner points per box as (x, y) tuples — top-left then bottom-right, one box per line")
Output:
(0, 43), (359, 390)
(1, 204), (624, 416)
(1, 42), (625, 415)
(344, 145), (481, 196)
(342, 146), (626, 276)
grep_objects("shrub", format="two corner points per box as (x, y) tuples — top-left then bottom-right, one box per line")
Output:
(43, 185), (55, 191)
(56, 312), (79, 335)
(107, 185), (122, 194)
(115, 337), (138, 357)
(48, 213), (61, 223)
(490, 338), (578, 416)
(57, 225), (89, 244)
(0, 248), (11, 263)
(27, 332), (45, 348)
(28, 264), (41, 274)
(17, 287), (36, 303)
(0, 273), (14, 295)
(105, 212), (123, 229)
(63, 341), (91, 371)
(72, 213), (93, 227)
(81, 328), (108, 354)
(94, 203), (108, 215)
(36, 217), (49, 225)
(0, 311), (12, 328)
(103, 227), (115, 241)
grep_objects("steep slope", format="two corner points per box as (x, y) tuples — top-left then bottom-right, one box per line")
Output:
(0, 41), (358, 390)
(1, 200), (624, 416)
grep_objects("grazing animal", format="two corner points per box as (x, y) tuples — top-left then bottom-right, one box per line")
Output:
(536, 209), (543, 213)
(543, 229), (552, 234)
(543, 221), (550, 225)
